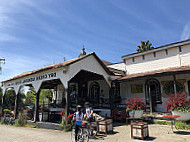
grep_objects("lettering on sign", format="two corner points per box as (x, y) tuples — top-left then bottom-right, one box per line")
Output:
(7, 72), (57, 87)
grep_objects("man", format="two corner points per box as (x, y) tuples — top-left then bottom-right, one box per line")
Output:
(84, 102), (93, 122)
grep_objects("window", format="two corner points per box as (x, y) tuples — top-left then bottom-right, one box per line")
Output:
(89, 82), (100, 100)
(165, 49), (168, 55)
(179, 46), (182, 52)
(132, 57), (135, 62)
(142, 55), (145, 60)
(153, 52), (156, 57)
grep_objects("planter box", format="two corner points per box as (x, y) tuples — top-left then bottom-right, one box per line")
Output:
(129, 110), (144, 118)
(131, 122), (149, 140)
(39, 112), (48, 122)
(172, 111), (190, 121)
(97, 119), (113, 134)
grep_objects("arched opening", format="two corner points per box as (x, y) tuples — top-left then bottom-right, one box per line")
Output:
(68, 70), (110, 112)
(89, 82), (100, 100)
(145, 78), (161, 112)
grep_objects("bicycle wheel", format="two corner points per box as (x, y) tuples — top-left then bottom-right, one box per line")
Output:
(88, 122), (98, 138)
(81, 128), (89, 142)
(71, 125), (75, 142)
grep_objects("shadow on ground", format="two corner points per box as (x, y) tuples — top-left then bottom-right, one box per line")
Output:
(174, 131), (190, 135)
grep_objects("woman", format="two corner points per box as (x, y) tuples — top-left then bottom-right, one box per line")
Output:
(73, 105), (84, 142)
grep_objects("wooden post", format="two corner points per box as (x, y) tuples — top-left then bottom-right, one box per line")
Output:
(173, 74), (177, 96)
(1, 94), (5, 117)
(65, 86), (69, 117)
(14, 93), (19, 119)
(34, 91), (40, 122)
(148, 85), (152, 114)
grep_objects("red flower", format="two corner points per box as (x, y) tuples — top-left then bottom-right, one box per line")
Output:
(126, 97), (146, 110)
(164, 92), (190, 112)
(60, 109), (65, 116)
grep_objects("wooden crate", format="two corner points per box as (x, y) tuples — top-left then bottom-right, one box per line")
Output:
(97, 119), (113, 134)
(131, 122), (149, 140)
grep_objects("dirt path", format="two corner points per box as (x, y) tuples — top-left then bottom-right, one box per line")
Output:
(0, 124), (190, 142)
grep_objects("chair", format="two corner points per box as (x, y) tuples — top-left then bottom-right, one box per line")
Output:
(115, 109), (126, 122)
(112, 109), (118, 121)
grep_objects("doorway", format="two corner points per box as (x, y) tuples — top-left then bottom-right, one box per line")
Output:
(145, 78), (161, 112)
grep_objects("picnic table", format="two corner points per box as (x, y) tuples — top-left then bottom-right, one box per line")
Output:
(163, 115), (180, 134)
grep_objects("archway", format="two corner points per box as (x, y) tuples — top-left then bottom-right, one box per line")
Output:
(145, 78), (161, 112)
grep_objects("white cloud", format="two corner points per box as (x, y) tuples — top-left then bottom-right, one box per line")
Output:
(180, 22), (190, 41)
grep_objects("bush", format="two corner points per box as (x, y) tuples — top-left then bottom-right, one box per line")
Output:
(3, 109), (11, 114)
(15, 112), (27, 127)
(126, 97), (146, 110)
(175, 121), (190, 130)
(165, 92), (190, 112)
(60, 115), (73, 132)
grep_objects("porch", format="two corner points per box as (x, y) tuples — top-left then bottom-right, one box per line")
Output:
(117, 65), (190, 113)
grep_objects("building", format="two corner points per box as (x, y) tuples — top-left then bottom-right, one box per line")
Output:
(2, 39), (190, 122)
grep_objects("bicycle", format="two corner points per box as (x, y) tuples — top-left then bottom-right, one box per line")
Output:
(87, 119), (98, 139)
(71, 121), (89, 142)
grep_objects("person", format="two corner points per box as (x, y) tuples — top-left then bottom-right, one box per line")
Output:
(99, 90), (104, 104)
(84, 102), (93, 123)
(73, 105), (84, 142)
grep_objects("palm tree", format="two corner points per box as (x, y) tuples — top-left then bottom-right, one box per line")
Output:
(137, 40), (153, 52)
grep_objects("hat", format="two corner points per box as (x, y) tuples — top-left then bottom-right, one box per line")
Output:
(84, 102), (89, 106)
(76, 105), (82, 108)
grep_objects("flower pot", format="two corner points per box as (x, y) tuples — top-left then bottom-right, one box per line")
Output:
(172, 111), (190, 121)
(39, 112), (48, 122)
(129, 110), (144, 118)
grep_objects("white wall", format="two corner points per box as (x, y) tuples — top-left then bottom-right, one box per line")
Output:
(124, 45), (190, 74)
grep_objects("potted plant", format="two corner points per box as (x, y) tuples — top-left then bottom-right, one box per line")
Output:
(126, 97), (146, 118)
(165, 92), (190, 121)
(39, 107), (49, 122)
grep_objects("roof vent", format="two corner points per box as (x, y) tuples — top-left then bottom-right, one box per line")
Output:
(79, 48), (86, 57)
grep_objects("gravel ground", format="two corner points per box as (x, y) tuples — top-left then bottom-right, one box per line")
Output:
(0, 124), (190, 142)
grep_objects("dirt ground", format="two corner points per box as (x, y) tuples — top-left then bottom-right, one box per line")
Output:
(0, 124), (190, 142)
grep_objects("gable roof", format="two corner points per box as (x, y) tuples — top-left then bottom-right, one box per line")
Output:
(122, 39), (190, 60)
(118, 65), (190, 81)
(2, 52), (113, 83)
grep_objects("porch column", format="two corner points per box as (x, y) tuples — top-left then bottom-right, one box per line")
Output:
(65, 87), (69, 116)
(14, 93), (19, 119)
(34, 91), (40, 122)
(173, 74), (177, 96)
(1, 94), (5, 117)
(148, 85), (153, 114)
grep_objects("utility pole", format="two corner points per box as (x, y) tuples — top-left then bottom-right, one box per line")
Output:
(0, 58), (5, 74)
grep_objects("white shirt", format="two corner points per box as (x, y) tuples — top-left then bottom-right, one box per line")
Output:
(86, 107), (92, 118)
(75, 112), (83, 122)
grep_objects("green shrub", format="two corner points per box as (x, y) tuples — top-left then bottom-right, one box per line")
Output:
(60, 116), (72, 132)
(175, 121), (190, 130)
(155, 120), (190, 130)
(15, 112), (27, 127)
(154, 120), (170, 125)
(3, 109), (11, 114)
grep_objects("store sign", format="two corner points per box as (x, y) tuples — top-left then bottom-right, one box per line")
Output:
(7, 72), (57, 87)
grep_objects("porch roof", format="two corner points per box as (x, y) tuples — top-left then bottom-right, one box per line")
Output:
(118, 65), (190, 81)
(2, 52), (114, 83)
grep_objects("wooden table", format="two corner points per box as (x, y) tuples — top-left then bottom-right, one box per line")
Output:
(163, 115), (180, 134)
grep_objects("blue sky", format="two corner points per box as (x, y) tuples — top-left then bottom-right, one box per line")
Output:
(0, 0), (190, 81)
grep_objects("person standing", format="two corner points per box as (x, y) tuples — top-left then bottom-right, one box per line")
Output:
(84, 102), (93, 123)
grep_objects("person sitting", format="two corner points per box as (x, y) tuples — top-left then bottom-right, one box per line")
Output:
(84, 102), (93, 123)
(73, 105), (84, 142)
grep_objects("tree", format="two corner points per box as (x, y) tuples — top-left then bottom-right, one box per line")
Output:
(39, 89), (53, 105)
(4, 89), (16, 110)
(0, 87), (2, 107)
(137, 40), (153, 52)
(25, 87), (36, 106)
